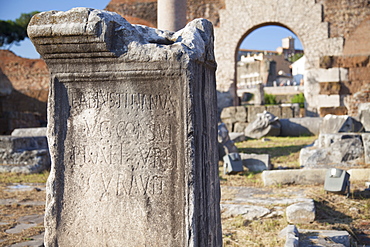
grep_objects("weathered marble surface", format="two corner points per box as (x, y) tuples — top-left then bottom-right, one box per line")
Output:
(28, 8), (221, 247)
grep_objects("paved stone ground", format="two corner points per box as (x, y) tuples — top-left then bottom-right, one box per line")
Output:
(221, 185), (370, 247)
(1, 183), (369, 246)
(0, 184), (45, 247)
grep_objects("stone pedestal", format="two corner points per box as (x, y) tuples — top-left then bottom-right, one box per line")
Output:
(28, 8), (221, 247)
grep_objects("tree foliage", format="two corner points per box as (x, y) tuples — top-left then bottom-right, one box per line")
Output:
(0, 11), (39, 48)
(288, 53), (304, 63)
(291, 93), (305, 108)
(264, 93), (277, 105)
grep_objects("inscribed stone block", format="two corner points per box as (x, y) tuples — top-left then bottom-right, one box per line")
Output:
(28, 8), (221, 247)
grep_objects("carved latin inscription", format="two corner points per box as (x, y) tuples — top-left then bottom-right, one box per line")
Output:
(61, 78), (184, 244)
(66, 81), (179, 189)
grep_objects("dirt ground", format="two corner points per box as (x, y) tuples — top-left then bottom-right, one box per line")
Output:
(0, 183), (46, 247)
(0, 137), (369, 246)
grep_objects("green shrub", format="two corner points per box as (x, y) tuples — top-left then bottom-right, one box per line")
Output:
(291, 93), (305, 108)
(264, 93), (277, 105)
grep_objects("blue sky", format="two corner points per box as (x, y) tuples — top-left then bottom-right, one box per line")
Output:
(240, 26), (303, 51)
(0, 0), (303, 59)
(0, 0), (111, 58)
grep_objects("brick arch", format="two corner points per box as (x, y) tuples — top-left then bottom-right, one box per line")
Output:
(214, 0), (344, 115)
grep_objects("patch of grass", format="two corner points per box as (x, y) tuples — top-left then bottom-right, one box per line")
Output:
(236, 136), (316, 168)
(219, 165), (264, 187)
(0, 171), (49, 184)
(222, 216), (285, 246)
(222, 136), (370, 246)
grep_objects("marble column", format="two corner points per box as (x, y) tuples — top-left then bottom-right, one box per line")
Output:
(157, 0), (187, 31)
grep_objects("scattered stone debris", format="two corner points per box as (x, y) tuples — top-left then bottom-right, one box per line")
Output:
(320, 114), (364, 134)
(299, 229), (352, 247)
(262, 169), (327, 186)
(300, 133), (369, 168)
(279, 225), (353, 247)
(221, 204), (270, 221)
(358, 103), (370, 132)
(11, 127), (47, 137)
(223, 153), (243, 175)
(279, 225), (299, 247)
(279, 117), (323, 137)
(286, 200), (316, 224)
(240, 153), (271, 172)
(244, 111), (281, 139)
(218, 123), (239, 159)
(0, 133), (50, 174)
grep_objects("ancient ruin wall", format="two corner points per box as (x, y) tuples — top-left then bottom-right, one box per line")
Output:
(105, 0), (225, 28)
(106, 0), (370, 115)
(318, 0), (370, 41)
(0, 50), (49, 133)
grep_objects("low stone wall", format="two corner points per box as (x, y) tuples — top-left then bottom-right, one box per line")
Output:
(221, 104), (300, 132)
(0, 135), (50, 173)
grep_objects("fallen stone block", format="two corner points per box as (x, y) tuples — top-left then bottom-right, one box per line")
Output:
(262, 169), (327, 186)
(362, 133), (370, 165)
(218, 123), (238, 154)
(229, 132), (245, 143)
(244, 111), (281, 139)
(221, 204), (270, 220)
(320, 114), (364, 134)
(280, 117), (322, 137)
(301, 133), (365, 168)
(347, 169), (370, 181)
(240, 153), (271, 172)
(0, 136), (48, 153)
(286, 200), (315, 224)
(299, 229), (351, 246)
(318, 133), (362, 148)
(223, 153), (243, 175)
(358, 103), (370, 131)
(11, 127), (47, 137)
(279, 225), (299, 247)
(0, 135), (51, 174)
(0, 149), (50, 174)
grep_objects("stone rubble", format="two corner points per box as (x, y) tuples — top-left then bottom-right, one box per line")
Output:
(286, 200), (316, 224)
(244, 111), (281, 139)
(0, 134), (50, 174)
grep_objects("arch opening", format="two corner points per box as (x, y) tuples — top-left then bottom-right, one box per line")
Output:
(235, 24), (305, 106)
